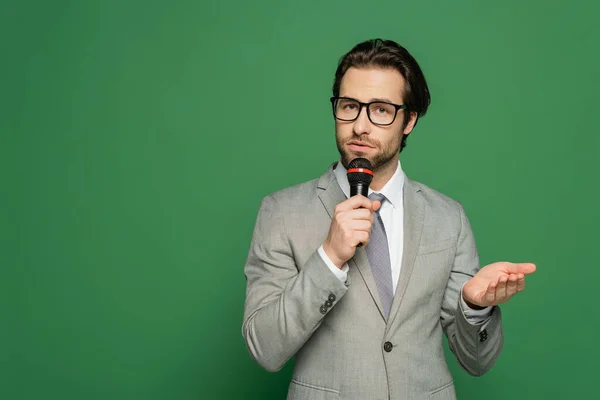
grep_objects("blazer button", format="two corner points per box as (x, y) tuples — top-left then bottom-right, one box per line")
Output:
(479, 329), (488, 342)
(324, 300), (333, 307)
(328, 293), (336, 302)
(319, 305), (327, 315)
(383, 341), (393, 352)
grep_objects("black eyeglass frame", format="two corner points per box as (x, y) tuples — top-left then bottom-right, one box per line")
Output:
(330, 96), (408, 126)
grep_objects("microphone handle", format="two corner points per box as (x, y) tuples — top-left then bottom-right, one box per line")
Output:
(350, 182), (369, 197)
(350, 183), (369, 247)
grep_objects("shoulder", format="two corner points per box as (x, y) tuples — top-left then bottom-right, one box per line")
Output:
(257, 176), (321, 215)
(270, 178), (319, 202)
(408, 178), (466, 220)
(260, 164), (335, 209)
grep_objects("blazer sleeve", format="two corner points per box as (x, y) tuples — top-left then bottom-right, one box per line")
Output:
(242, 194), (349, 372)
(440, 201), (504, 376)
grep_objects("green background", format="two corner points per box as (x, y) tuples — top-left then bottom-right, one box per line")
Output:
(2, 0), (599, 398)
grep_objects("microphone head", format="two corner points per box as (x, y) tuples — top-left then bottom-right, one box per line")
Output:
(347, 157), (374, 186)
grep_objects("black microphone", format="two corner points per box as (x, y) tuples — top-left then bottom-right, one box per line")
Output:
(347, 158), (374, 248)
(347, 158), (373, 197)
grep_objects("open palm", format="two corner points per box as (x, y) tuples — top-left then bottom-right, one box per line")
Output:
(462, 262), (536, 307)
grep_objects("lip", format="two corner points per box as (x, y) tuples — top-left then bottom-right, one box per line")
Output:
(347, 142), (375, 152)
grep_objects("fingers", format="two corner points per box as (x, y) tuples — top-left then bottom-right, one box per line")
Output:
(325, 196), (382, 266)
(516, 273), (526, 292)
(484, 281), (496, 304)
(348, 219), (373, 233)
(345, 215), (375, 247)
(353, 231), (370, 247)
(325, 196), (382, 262)
(495, 275), (508, 299)
(506, 274), (519, 296)
(336, 196), (382, 213)
(336, 195), (374, 212)
(488, 274), (526, 305)
(346, 208), (374, 221)
(335, 204), (374, 227)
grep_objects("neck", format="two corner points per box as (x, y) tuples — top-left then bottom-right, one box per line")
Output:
(369, 158), (398, 191)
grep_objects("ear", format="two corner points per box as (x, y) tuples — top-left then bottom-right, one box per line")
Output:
(402, 111), (418, 135)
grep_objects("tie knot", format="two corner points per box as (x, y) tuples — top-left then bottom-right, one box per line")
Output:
(369, 192), (386, 204)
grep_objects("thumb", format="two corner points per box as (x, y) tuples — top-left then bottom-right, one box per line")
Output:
(505, 262), (537, 274)
(371, 200), (381, 212)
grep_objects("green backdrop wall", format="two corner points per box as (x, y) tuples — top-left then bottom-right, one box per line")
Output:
(3, 0), (599, 399)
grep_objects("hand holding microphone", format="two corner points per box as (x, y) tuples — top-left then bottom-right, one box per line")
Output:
(322, 158), (381, 269)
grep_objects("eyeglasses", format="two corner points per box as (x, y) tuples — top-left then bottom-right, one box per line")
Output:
(330, 96), (407, 126)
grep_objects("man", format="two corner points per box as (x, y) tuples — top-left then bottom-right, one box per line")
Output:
(242, 39), (536, 400)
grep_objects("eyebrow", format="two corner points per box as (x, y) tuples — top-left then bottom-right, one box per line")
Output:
(369, 97), (396, 103)
(340, 95), (398, 104)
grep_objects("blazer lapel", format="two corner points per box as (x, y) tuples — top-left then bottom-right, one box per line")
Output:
(387, 177), (425, 328)
(317, 164), (386, 321)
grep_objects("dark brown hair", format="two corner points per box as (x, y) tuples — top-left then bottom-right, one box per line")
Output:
(332, 39), (431, 151)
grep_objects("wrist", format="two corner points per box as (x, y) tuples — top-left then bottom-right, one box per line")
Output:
(463, 298), (486, 310)
(461, 281), (486, 310)
(462, 291), (485, 310)
(322, 243), (345, 269)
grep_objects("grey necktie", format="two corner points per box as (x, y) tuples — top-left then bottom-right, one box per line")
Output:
(366, 192), (394, 319)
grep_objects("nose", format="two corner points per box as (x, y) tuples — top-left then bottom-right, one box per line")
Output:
(352, 105), (372, 136)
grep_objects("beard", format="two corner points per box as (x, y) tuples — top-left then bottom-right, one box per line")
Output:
(336, 135), (401, 172)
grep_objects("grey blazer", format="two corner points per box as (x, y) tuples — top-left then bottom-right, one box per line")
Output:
(242, 163), (503, 400)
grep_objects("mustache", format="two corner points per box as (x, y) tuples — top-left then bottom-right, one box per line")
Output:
(347, 139), (379, 147)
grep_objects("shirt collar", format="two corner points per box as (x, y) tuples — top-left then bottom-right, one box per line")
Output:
(333, 159), (405, 209)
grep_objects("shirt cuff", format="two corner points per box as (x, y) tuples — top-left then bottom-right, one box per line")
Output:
(460, 282), (493, 325)
(318, 245), (349, 284)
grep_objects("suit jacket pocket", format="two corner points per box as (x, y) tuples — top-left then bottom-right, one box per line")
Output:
(287, 379), (340, 400)
(417, 237), (456, 255)
(428, 381), (455, 400)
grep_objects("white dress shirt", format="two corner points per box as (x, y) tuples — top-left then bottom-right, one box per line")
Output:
(318, 160), (492, 324)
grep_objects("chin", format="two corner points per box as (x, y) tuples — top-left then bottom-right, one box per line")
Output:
(341, 151), (372, 169)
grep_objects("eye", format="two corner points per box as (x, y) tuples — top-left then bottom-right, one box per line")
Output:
(371, 104), (392, 115)
(371, 101), (396, 115)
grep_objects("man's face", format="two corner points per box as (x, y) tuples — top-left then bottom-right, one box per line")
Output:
(335, 67), (416, 171)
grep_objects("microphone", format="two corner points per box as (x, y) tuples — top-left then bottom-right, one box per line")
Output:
(347, 158), (374, 197)
(347, 158), (374, 248)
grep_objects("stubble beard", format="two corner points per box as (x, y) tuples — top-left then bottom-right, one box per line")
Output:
(336, 135), (400, 173)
